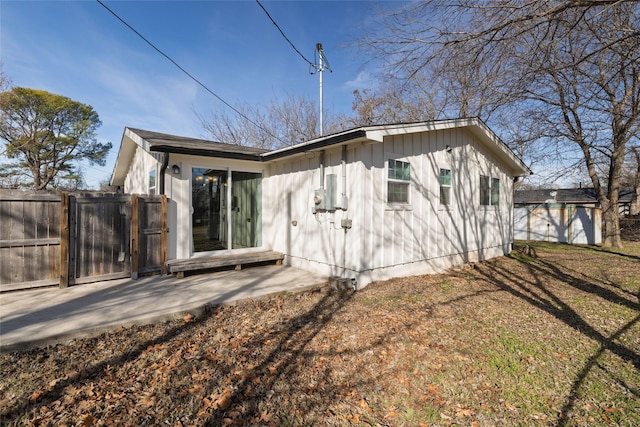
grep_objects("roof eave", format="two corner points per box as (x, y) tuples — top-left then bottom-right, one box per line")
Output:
(149, 145), (263, 161)
(262, 129), (368, 161)
(109, 127), (139, 187)
(466, 119), (532, 177)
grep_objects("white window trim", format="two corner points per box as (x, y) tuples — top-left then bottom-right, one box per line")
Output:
(491, 177), (500, 206)
(188, 164), (265, 257)
(480, 174), (500, 208)
(439, 167), (452, 210)
(386, 155), (412, 208)
(148, 168), (157, 195)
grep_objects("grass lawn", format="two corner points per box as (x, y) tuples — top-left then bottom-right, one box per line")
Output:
(1, 241), (638, 426)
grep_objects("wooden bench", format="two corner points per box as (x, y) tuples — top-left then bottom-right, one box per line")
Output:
(166, 250), (284, 279)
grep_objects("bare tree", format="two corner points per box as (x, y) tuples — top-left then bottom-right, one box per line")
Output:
(198, 93), (342, 150)
(348, 88), (417, 127)
(361, 0), (640, 247)
(626, 146), (640, 215)
(199, 102), (274, 149)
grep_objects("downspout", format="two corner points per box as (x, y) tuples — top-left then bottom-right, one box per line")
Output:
(340, 144), (352, 288)
(340, 145), (348, 210)
(313, 151), (326, 214)
(319, 150), (325, 189)
(159, 152), (169, 195)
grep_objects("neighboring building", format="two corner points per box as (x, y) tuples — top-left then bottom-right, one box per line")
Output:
(514, 203), (602, 245)
(514, 187), (637, 246)
(515, 187), (636, 215)
(111, 118), (531, 288)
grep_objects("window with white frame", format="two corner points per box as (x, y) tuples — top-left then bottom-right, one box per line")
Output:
(439, 168), (451, 206)
(387, 159), (410, 204)
(149, 169), (156, 195)
(491, 177), (500, 205)
(480, 175), (500, 206)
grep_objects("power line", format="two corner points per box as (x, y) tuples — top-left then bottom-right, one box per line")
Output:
(255, 0), (333, 136)
(95, 0), (283, 145)
(314, 43), (332, 73)
(255, 0), (315, 68)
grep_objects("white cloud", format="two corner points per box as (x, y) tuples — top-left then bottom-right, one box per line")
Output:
(90, 58), (201, 134)
(343, 70), (377, 90)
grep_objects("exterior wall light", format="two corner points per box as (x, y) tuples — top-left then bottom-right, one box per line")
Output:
(171, 164), (181, 175)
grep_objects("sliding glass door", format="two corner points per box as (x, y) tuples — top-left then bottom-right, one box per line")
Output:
(231, 171), (262, 249)
(191, 168), (261, 253)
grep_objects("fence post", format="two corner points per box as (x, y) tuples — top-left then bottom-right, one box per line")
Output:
(60, 193), (70, 288)
(131, 194), (139, 280)
(160, 195), (168, 275)
(567, 205), (573, 244)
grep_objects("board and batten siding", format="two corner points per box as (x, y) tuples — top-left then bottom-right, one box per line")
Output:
(122, 146), (183, 260)
(263, 127), (515, 288)
(124, 146), (161, 195)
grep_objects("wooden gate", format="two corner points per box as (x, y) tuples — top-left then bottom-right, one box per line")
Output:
(132, 195), (167, 278)
(65, 194), (132, 285)
(1, 190), (167, 291)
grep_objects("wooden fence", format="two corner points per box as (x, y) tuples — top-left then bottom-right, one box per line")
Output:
(0, 190), (166, 292)
(0, 191), (61, 290)
(621, 216), (640, 241)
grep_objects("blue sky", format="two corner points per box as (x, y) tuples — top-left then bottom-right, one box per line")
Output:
(1, 0), (389, 188)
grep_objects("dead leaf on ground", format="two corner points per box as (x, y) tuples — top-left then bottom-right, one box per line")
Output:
(188, 384), (205, 395)
(81, 414), (96, 426)
(29, 390), (44, 403)
(385, 412), (400, 419)
(348, 413), (361, 423)
(358, 398), (372, 413)
(213, 389), (232, 410)
(505, 401), (517, 411)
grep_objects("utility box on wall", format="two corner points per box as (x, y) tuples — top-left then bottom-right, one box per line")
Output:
(326, 174), (337, 211)
(313, 188), (326, 211)
(313, 174), (339, 213)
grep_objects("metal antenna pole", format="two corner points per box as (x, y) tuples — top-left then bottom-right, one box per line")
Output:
(316, 43), (324, 136)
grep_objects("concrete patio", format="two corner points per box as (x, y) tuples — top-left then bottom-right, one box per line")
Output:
(0, 265), (327, 352)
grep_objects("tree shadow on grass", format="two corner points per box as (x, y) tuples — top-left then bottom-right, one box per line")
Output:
(553, 313), (639, 426)
(0, 307), (209, 423)
(2, 287), (406, 425)
(581, 243), (640, 262)
(524, 255), (638, 308)
(198, 287), (405, 425)
(473, 253), (639, 426)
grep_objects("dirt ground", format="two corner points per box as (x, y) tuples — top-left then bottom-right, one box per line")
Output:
(1, 241), (639, 426)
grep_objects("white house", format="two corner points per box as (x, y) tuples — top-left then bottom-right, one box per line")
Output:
(110, 118), (531, 288)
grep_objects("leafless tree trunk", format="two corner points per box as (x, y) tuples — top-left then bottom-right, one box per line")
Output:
(360, 0), (640, 247)
(630, 147), (640, 216)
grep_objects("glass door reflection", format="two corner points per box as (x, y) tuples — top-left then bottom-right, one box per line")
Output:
(192, 168), (228, 252)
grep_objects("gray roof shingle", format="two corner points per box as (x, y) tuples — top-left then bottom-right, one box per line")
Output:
(515, 188), (635, 204)
(129, 128), (269, 161)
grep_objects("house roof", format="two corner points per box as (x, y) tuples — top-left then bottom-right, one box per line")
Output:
(126, 128), (269, 158)
(110, 128), (269, 186)
(515, 187), (635, 204)
(262, 118), (532, 178)
(110, 118), (531, 186)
